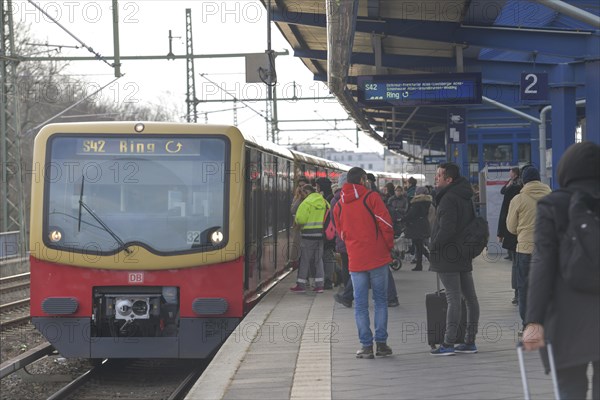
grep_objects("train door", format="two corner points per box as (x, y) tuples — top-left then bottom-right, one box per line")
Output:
(261, 153), (277, 279)
(277, 157), (291, 271)
(244, 148), (262, 291)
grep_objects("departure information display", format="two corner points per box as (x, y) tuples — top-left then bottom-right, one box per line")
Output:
(357, 73), (482, 107)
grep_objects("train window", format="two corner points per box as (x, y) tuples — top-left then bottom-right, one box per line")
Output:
(468, 144), (478, 163)
(483, 144), (512, 162)
(43, 135), (228, 254)
(518, 143), (531, 163)
(262, 154), (275, 238)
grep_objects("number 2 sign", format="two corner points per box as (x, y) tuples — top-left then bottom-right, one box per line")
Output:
(520, 72), (548, 101)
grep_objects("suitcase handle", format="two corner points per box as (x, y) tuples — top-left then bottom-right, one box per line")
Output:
(516, 342), (560, 400)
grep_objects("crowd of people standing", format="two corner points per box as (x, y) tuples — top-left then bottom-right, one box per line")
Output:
(288, 142), (599, 400)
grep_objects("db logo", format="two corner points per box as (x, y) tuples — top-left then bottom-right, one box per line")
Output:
(128, 272), (144, 284)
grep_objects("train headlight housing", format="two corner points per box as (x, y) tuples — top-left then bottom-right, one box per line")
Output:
(210, 229), (224, 245)
(114, 297), (150, 320)
(132, 300), (149, 316)
(48, 229), (62, 242)
(116, 299), (133, 318)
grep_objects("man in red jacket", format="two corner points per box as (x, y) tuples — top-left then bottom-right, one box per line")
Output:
(333, 167), (395, 359)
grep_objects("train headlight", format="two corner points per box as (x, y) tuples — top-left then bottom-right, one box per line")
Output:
(134, 123), (145, 133)
(48, 229), (62, 242)
(210, 229), (224, 245)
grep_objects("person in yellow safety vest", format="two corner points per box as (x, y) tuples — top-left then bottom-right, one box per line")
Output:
(290, 184), (329, 293)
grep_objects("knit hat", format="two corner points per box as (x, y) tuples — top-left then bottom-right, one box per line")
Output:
(415, 186), (428, 196)
(315, 177), (332, 191)
(521, 166), (540, 184)
(557, 141), (600, 187)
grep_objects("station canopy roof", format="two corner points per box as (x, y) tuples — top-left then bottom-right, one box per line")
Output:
(262, 0), (599, 156)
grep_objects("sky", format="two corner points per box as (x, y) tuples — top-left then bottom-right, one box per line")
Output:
(12, 0), (386, 154)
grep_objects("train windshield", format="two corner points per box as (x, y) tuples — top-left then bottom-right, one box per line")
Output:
(44, 135), (228, 254)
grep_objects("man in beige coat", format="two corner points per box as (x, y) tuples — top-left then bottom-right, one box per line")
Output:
(507, 166), (551, 330)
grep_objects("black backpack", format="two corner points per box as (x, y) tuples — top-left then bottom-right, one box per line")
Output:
(558, 190), (600, 294)
(457, 201), (489, 259)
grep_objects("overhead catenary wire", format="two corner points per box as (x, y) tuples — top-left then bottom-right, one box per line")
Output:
(25, 0), (114, 70)
(22, 77), (122, 135)
(198, 73), (266, 120)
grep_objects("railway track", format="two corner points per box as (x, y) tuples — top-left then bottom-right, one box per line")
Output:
(47, 358), (207, 400)
(0, 272), (31, 307)
(0, 272), (30, 291)
(0, 342), (55, 379)
(0, 295), (31, 330)
(0, 273), (31, 330)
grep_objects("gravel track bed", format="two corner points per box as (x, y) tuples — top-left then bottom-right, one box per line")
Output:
(0, 288), (30, 306)
(1, 323), (93, 400)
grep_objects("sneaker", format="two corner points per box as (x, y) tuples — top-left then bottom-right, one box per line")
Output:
(290, 285), (306, 293)
(511, 296), (518, 305)
(356, 345), (374, 359)
(334, 293), (352, 308)
(313, 287), (324, 294)
(455, 343), (478, 354)
(387, 298), (400, 307)
(430, 344), (455, 356)
(376, 342), (393, 357)
(411, 265), (423, 271)
(324, 280), (333, 290)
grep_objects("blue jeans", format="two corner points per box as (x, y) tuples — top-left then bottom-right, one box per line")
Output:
(515, 252), (532, 325)
(557, 361), (599, 400)
(351, 264), (389, 346)
(438, 271), (480, 345)
(341, 267), (397, 303)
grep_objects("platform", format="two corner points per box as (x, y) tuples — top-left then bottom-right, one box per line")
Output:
(186, 254), (564, 399)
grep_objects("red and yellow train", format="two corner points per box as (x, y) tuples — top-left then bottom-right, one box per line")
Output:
(29, 122), (349, 359)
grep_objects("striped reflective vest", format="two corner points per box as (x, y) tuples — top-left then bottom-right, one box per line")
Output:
(295, 193), (328, 240)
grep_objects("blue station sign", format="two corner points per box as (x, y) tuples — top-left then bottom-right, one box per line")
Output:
(520, 72), (549, 101)
(423, 155), (447, 165)
(357, 73), (482, 107)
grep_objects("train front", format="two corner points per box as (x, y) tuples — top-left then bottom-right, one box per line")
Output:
(29, 122), (246, 359)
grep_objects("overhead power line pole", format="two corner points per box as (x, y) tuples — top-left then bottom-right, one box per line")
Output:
(185, 9), (199, 123)
(1, 0), (27, 256)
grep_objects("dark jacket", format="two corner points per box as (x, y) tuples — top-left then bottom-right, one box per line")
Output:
(387, 194), (408, 234)
(403, 194), (432, 240)
(526, 178), (600, 370)
(387, 194), (408, 218)
(429, 177), (475, 272)
(497, 181), (522, 251)
(406, 185), (416, 204)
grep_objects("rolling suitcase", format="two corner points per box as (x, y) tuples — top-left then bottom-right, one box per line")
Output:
(517, 342), (560, 400)
(425, 274), (467, 348)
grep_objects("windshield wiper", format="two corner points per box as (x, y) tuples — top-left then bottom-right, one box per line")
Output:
(78, 176), (85, 232)
(77, 176), (132, 255)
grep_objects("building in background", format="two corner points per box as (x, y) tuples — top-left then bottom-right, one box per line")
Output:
(291, 145), (385, 172)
